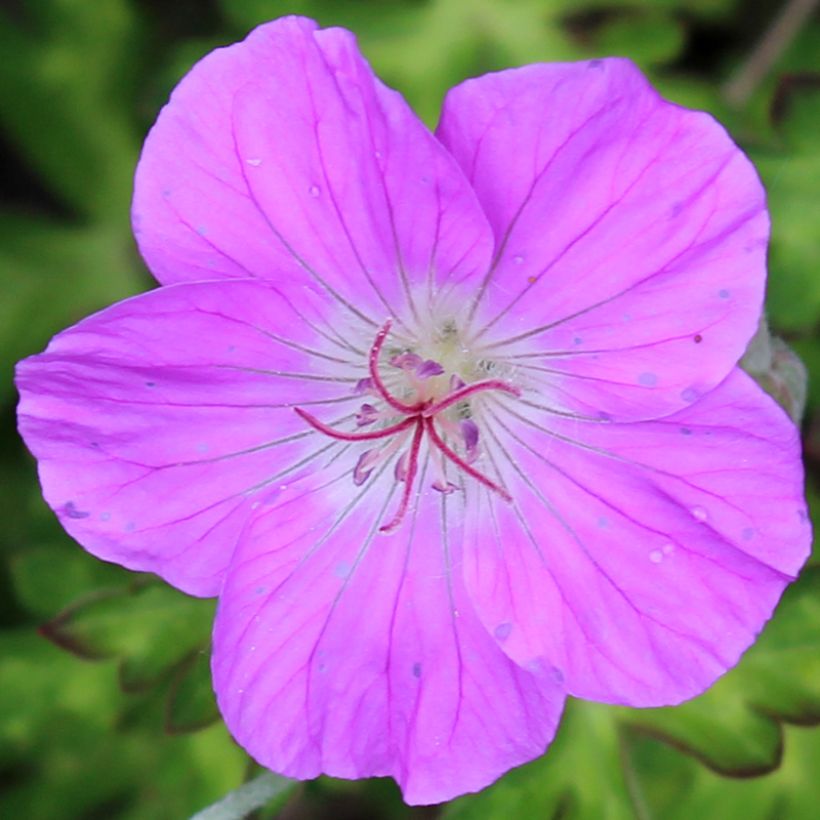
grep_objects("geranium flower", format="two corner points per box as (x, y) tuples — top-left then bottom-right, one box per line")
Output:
(16, 16), (810, 805)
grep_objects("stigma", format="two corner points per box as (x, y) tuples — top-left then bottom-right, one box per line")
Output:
(295, 319), (518, 534)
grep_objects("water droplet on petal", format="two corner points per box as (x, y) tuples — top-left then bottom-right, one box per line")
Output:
(691, 506), (708, 522)
(718, 289), (730, 299)
(638, 372), (658, 387)
(494, 622), (513, 641)
(245, 157), (262, 167)
(662, 543), (674, 555)
(649, 549), (663, 563)
(513, 254), (524, 265)
(309, 185), (321, 197)
(100, 512), (111, 522)
(681, 387), (699, 403)
(412, 661), (422, 678)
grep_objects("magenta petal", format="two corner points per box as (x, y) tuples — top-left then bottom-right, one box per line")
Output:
(133, 17), (492, 323)
(15, 279), (369, 596)
(212, 460), (564, 804)
(438, 59), (767, 421)
(463, 370), (810, 705)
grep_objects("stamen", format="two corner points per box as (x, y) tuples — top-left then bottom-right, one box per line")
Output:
(369, 319), (420, 414)
(355, 403), (380, 427)
(354, 432), (411, 485)
(353, 377), (374, 395)
(429, 444), (458, 494)
(390, 352), (424, 371)
(380, 419), (425, 534)
(295, 407), (415, 442)
(296, 320), (517, 528)
(417, 359), (445, 379)
(422, 379), (520, 417)
(424, 416), (511, 502)
(460, 419), (480, 463)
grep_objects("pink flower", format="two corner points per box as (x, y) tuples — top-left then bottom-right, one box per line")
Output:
(15, 16), (810, 805)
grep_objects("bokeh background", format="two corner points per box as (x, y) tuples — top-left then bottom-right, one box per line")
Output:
(1, 1), (819, 818)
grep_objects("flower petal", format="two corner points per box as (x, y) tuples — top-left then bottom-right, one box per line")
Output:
(463, 370), (809, 705)
(212, 454), (564, 804)
(16, 279), (370, 596)
(438, 59), (767, 421)
(133, 16), (492, 325)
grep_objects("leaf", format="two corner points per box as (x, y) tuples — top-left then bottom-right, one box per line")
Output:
(9, 543), (130, 619)
(565, 7), (686, 68)
(753, 79), (820, 333)
(446, 567), (820, 819)
(0, 0), (141, 220)
(166, 650), (220, 734)
(41, 580), (215, 690)
(0, 212), (148, 403)
(0, 630), (248, 820)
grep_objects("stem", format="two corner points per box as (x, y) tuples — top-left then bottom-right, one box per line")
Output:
(422, 378), (520, 417)
(723, 0), (819, 107)
(369, 319), (421, 414)
(294, 408), (415, 442)
(380, 419), (425, 534)
(190, 772), (293, 820)
(424, 417), (511, 502)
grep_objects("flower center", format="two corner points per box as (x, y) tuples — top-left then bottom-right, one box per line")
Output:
(295, 319), (518, 534)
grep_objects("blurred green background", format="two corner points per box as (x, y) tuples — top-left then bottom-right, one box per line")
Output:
(1, 1), (819, 818)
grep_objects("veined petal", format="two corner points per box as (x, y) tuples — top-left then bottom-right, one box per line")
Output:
(463, 370), (809, 705)
(133, 16), (493, 325)
(438, 59), (767, 421)
(212, 453), (563, 805)
(15, 279), (368, 596)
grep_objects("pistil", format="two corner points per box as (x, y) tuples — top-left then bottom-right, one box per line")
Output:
(294, 319), (517, 533)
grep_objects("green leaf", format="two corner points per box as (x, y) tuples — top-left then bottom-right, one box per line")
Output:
(0, 0), (141, 220)
(166, 650), (220, 734)
(9, 543), (130, 619)
(566, 8), (686, 68)
(0, 212), (147, 403)
(754, 82), (820, 334)
(41, 581), (215, 689)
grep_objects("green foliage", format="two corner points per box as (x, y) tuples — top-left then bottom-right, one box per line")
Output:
(1, 1), (819, 818)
